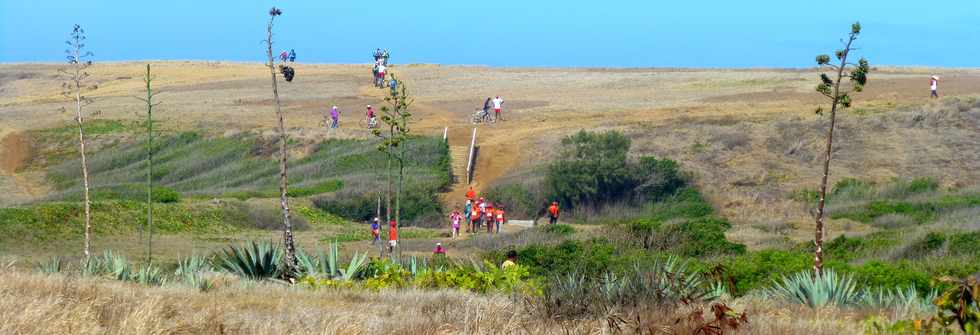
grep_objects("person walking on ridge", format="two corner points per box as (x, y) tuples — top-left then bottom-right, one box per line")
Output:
(330, 106), (341, 128)
(930, 76), (940, 99)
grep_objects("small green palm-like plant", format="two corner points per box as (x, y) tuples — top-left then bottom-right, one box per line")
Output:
(36, 257), (65, 274)
(766, 269), (862, 309)
(132, 264), (165, 285)
(100, 250), (132, 281)
(174, 255), (212, 277)
(218, 241), (282, 280)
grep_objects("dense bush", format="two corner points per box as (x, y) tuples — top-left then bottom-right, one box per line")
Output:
(482, 183), (542, 219)
(544, 130), (686, 210)
(312, 183), (444, 226)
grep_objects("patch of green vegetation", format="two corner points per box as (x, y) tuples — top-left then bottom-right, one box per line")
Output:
(0, 200), (241, 243)
(293, 206), (347, 225)
(542, 224), (575, 235)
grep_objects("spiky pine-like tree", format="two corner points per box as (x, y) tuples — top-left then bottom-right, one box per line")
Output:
(812, 22), (870, 276)
(59, 24), (96, 260)
(136, 64), (161, 264)
(264, 6), (299, 279)
(372, 73), (413, 258)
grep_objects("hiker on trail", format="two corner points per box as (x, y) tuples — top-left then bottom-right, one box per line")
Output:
(288, 49), (296, 62)
(484, 201), (495, 233)
(450, 208), (462, 239)
(279, 50), (289, 62)
(492, 96), (504, 122)
(471, 203), (482, 234)
(330, 106), (340, 129)
(377, 64), (387, 87)
(371, 218), (381, 245)
(930, 76), (940, 98)
(374, 48), (383, 62)
(464, 200), (473, 233)
(366, 105), (377, 129)
(388, 219), (398, 253)
(548, 201), (560, 225)
(382, 49), (390, 66)
(502, 250), (517, 268)
(389, 78), (397, 94)
(495, 206), (506, 234)
(466, 186), (476, 201)
(482, 97), (492, 123)
(433, 242), (446, 255)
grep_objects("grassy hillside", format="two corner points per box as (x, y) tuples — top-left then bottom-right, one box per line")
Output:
(44, 130), (451, 202)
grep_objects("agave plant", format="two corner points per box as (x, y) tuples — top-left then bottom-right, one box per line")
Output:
(218, 241), (282, 280)
(36, 256), (65, 274)
(338, 252), (367, 281)
(766, 269), (862, 309)
(182, 272), (216, 292)
(861, 286), (937, 315)
(80, 256), (104, 277)
(174, 255), (212, 277)
(132, 264), (165, 285)
(100, 250), (132, 281)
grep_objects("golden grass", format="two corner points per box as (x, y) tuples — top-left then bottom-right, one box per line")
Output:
(0, 265), (906, 335)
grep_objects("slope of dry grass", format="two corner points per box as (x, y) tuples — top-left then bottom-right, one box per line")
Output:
(0, 265), (892, 334)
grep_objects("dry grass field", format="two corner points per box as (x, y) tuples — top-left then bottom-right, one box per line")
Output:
(0, 264), (896, 334)
(3, 62), (979, 249)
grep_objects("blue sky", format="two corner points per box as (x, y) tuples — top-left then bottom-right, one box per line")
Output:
(1, 0), (978, 67)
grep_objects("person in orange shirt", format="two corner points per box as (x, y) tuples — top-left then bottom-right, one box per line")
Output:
(484, 202), (495, 233)
(465, 186), (476, 201)
(387, 219), (398, 253)
(548, 201), (560, 225)
(495, 206), (506, 234)
(470, 205), (482, 234)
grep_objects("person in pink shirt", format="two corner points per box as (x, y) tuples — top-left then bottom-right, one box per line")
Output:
(449, 208), (462, 239)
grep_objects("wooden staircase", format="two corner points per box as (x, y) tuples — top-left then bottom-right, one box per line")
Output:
(449, 145), (470, 184)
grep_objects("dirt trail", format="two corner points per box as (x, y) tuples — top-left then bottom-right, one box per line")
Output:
(0, 129), (44, 205)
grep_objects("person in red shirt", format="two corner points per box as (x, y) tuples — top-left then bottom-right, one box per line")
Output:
(433, 242), (446, 255)
(495, 207), (506, 234)
(387, 219), (398, 253)
(548, 201), (560, 225)
(465, 186), (476, 201)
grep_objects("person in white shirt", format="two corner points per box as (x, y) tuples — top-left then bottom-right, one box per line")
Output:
(492, 96), (504, 122)
(377, 64), (387, 87)
(930, 76), (939, 99)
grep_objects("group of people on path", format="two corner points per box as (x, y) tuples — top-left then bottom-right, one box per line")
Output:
(474, 96), (505, 123)
(373, 48), (391, 88)
(320, 104), (379, 130)
(370, 217), (400, 253)
(277, 49), (297, 81)
(450, 186), (509, 238)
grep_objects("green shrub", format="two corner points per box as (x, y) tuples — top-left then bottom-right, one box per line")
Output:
(286, 180), (343, 197)
(542, 224), (575, 235)
(719, 250), (812, 296)
(483, 183), (542, 219)
(514, 239), (617, 278)
(151, 186), (180, 203)
(660, 217), (745, 257)
(646, 187), (714, 221)
(847, 261), (932, 293)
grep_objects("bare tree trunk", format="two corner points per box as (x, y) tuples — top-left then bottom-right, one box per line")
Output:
(266, 16), (298, 279)
(75, 82), (92, 260)
(813, 37), (854, 277)
(144, 64), (154, 264)
(395, 145), (405, 259)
